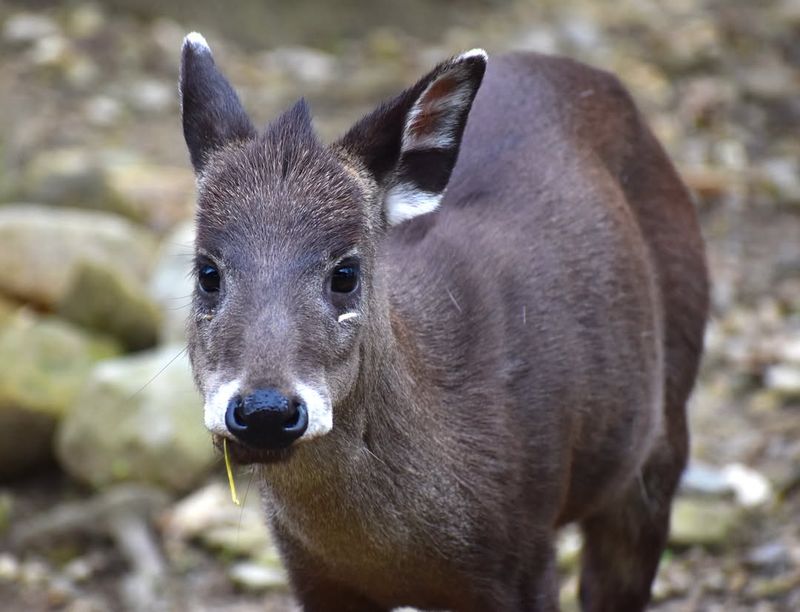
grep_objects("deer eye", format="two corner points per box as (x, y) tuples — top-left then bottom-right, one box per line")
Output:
(198, 264), (221, 294)
(331, 259), (359, 293)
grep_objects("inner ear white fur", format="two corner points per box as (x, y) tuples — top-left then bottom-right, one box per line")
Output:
(401, 51), (486, 154)
(385, 183), (443, 225)
(385, 50), (486, 226)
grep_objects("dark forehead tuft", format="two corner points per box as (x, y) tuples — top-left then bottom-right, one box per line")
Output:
(196, 100), (367, 256)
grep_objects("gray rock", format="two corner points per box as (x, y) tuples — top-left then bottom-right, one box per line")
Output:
(228, 561), (288, 592)
(680, 461), (732, 497)
(0, 552), (19, 581)
(721, 463), (773, 507)
(0, 204), (157, 308)
(22, 149), (127, 216)
(21, 150), (195, 231)
(760, 157), (800, 204)
(3, 13), (59, 44)
(58, 260), (161, 352)
(764, 364), (800, 396)
(747, 540), (791, 569)
(162, 481), (276, 559)
(148, 221), (195, 344)
(104, 160), (194, 232)
(126, 78), (175, 114)
(0, 309), (119, 479)
(260, 46), (338, 85)
(56, 344), (214, 492)
(669, 498), (742, 547)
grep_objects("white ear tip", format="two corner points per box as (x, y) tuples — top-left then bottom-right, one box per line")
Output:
(183, 31), (211, 53)
(457, 48), (488, 62)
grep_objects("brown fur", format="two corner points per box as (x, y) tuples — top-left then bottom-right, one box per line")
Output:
(181, 45), (708, 611)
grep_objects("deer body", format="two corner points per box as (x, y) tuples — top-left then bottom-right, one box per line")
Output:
(180, 35), (708, 612)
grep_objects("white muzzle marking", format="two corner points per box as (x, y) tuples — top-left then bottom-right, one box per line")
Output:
(204, 378), (241, 437)
(204, 378), (333, 442)
(295, 382), (333, 440)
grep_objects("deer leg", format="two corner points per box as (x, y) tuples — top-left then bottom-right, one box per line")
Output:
(578, 427), (687, 612)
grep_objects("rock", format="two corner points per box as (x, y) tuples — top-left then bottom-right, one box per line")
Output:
(58, 260), (161, 352)
(21, 150), (195, 231)
(22, 149), (126, 215)
(681, 461), (733, 497)
(228, 561), (288, 592)
(260, 46), (338, 85)
(740, 55), (798, 100)
(0, 309), (119, 480)
(681, 461), (772, 507)
(0, 552), (19, 581)
(104, 160), (194, 233)
(669, 498), (742, 547)
(165, 481), (289, 594)
(747, 540), (791, 569)
(764, 364), (800, 397)
(721, 463), (773, 507)
(0, 204), (157, 308)
(126, 78), (175, 114)
(2, 13), (59, 45)
(162, 481), (274, 559)
(66, 4), (105, 39)
(83, 96), (124, 127)
(759, 157), (800, 204)
(56, 344), (214, 492)
(148, 221), (195, 344)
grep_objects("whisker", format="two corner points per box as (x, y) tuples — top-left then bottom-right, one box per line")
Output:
(124, 346), (189, 403)
(236, 467), (257, 543)
(364, 446), (388, 469)
(445, 288), (462, 313)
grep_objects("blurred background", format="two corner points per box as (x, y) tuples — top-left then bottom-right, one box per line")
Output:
(0, 0), (798, 610)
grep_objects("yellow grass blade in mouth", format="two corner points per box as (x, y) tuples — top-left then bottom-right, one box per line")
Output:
(224, 438), (241, 506)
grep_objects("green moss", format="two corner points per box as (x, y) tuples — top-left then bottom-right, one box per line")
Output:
(0, 310), (121, 479)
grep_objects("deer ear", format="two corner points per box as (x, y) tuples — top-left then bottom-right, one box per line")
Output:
(339, 49), (487, 226)
(179, 32), (256, 174)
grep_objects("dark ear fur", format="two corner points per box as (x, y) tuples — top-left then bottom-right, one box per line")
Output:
(338, 49), (487, 225)
(180, 32), (256, 174)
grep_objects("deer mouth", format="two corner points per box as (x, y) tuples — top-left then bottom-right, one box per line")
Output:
(213, 435), (295, 465)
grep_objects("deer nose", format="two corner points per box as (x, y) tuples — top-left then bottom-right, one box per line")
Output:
(225, 388), (308, 449)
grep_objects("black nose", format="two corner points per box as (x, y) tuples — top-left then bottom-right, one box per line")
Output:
(225, 388), (308, 450)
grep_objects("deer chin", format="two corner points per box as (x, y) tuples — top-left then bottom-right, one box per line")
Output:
(213, 434), (296, 465)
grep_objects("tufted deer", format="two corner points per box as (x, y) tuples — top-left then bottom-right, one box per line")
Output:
(179, 31), (708, 611)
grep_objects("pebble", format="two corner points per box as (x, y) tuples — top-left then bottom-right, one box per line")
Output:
(669, 498), (742, 547)
(722, 463), (774, 507)
(764, 364), (800, 396)
(681, 461), (734, 496)
(228, 561), (288, 592)
(127, 79), (174, 114)
(260, 47), (338, 85)
(747, 540), (791, 569)
(83, 96), (124, 127)
(3, 13), (59, 44)
(760, 157), (800, 203)
(0, 553), (20, 581)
